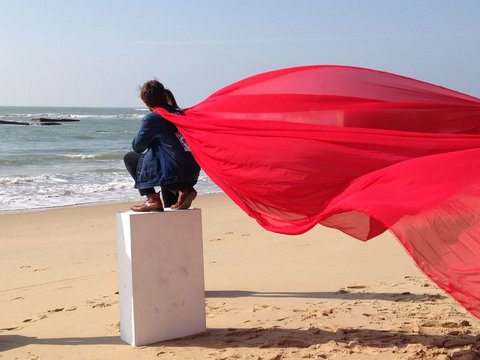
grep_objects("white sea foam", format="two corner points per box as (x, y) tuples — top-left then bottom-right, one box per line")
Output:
(62, 154), (122, 160)
(63, 154), (97, 160)
(0, 174), (68, 185)
(0, 171), (221, 212)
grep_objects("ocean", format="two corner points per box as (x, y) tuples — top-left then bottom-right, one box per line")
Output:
(0, 106), (221, 213)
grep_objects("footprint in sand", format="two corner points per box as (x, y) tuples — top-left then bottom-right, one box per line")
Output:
(26, 352), (40, 360)
(91, 301), (113, 308)
(48, 308), (64, 313)
(0, 326), (21, 332)
(346, 285), (367, 289)
(88, 295), (117, 308)
(253, 305), (280, 312)
(25, 314), (48, 323)
(321, 308), (335, 317)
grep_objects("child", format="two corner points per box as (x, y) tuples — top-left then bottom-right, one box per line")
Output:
(124, 80), (199, 211)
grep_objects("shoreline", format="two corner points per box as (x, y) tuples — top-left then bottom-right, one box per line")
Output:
(2, 192), (479, 359)
(0, 191), (223, 216)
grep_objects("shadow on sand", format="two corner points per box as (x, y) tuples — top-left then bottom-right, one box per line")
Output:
(205, 289), (445, 302)
(2, 327), (478, 356)
(0, 335), (122, 352)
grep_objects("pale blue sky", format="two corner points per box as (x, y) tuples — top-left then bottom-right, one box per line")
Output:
(1, 0), (479, 107)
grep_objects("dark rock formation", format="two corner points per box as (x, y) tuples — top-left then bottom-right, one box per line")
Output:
(32, 118), (80, 122)
(0, 120), (30, 125)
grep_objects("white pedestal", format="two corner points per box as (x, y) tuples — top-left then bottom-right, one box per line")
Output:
(116, 209), (206, 346)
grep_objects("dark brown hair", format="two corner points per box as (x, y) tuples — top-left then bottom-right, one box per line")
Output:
(139, 80), (167, 108)
(165, 88), (179, 108)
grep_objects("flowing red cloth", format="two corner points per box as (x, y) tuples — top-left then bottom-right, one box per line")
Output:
(155, 65), (480, 318)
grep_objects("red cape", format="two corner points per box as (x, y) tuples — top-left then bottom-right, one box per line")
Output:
(155, 65), (480, 318)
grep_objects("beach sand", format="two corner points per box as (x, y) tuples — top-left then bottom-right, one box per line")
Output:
(1, 193), (479, 359)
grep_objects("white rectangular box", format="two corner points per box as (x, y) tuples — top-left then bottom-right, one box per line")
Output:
(116, 209), (206, 346)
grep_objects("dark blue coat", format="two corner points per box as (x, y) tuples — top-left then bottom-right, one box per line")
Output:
(132, 107), (200, 189)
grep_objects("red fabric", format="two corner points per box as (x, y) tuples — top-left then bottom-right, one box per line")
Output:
(155, 65), (480, 318)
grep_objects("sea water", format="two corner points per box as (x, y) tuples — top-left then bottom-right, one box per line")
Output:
(0, 106), (221, 212)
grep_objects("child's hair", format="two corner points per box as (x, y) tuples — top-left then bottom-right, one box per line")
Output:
(165, 88), (179, 108)
(139, 80), (167, 108)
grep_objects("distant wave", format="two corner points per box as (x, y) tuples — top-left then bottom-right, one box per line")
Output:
(0, 112), (144, 121)
(64, 114), (144, 120)
(0, 153), (124, 167)
(62, 153), (123, 160)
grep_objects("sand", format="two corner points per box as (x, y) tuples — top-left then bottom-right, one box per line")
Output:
(1, 193), (479, 359)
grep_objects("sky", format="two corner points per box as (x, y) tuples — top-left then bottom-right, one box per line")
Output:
(1, 0), (479, 108)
